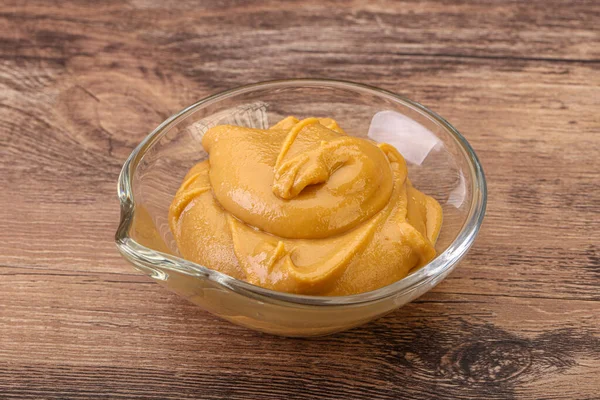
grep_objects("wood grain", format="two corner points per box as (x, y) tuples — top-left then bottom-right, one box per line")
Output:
(1, 0), (599, 399)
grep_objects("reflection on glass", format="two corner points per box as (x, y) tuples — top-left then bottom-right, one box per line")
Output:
(447, 172), (467, 209)
(368, 110), (441, 166)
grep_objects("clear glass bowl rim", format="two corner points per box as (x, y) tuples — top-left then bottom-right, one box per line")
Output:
(116, 78), (487, 307)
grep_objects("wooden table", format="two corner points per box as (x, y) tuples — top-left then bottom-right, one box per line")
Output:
(1, 1), (599, 398)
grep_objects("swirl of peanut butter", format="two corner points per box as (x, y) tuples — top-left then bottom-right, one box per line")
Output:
(169, 116), (442, 295)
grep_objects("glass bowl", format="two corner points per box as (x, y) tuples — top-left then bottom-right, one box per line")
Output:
(115, 79), (486, 337)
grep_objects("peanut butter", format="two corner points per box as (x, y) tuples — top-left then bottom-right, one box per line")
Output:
(169, 116), (442, 295)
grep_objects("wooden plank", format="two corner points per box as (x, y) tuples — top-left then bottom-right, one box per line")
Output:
(0, 0), (598, 62)
(2, 58), (598, 299)
(0, 268), (598, 399)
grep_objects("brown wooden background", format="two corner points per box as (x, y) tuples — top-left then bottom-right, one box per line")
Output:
(1, 1), (599, 399)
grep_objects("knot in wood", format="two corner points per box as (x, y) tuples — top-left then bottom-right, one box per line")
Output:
(441, 340), (532, 383)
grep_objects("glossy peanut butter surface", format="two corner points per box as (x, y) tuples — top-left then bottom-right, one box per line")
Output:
(169, 117), (442, 295)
